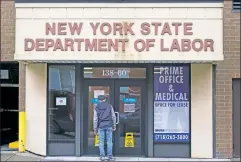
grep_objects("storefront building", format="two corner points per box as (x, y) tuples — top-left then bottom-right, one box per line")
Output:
(12, 0), (230, 158)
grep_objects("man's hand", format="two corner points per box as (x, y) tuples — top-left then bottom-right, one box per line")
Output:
(94, 129), (98, 135)
(112, 128), (116, 131)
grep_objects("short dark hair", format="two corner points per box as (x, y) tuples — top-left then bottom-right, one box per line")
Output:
(98, 95), (106, 101)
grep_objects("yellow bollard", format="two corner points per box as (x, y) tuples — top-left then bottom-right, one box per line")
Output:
(19, 111), (26, 152)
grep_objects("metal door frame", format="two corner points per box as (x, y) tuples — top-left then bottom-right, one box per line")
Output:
(113, 79), (146, 156)
(232, 78), (240, 158)
(83, 79), (146, 156)
(83, 79), (115, 155)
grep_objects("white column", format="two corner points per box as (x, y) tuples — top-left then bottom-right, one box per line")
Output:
(191, 64), (213, 158)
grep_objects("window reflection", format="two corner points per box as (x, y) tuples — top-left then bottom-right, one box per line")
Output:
(119, 86), (141, 148)
(48, 65), (76, 141)
(87, 86), (110, 147)
(0, 63), (19, 84)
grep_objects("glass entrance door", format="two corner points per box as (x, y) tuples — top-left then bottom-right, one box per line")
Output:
(83, 79), (145, 156)
(83, 80), (114, 155)
(114, 80), (145, 156)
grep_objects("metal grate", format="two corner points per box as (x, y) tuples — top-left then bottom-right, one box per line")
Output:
(233, 0), (241, 12)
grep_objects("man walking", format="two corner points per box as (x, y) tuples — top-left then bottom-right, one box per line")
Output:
(93, 95), (116, 161)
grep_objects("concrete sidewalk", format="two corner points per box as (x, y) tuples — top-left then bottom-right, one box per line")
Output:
(1, 151), (43, 161)
(1, 151), (239, 161)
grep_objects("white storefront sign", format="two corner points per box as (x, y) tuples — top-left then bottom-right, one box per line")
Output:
(15, 3), (223, 62)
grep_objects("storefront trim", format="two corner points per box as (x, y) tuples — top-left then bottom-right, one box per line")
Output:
(75, 64), (83, 156)
(46, 63), (193, 157)
(212, 64), (216, 158)
(15, 3), (223, 8)
(22, 61), (219, 64)
(46, 63), (151, 156)
(147, 64), (154, 157)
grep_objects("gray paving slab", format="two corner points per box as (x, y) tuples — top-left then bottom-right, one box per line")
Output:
(1, 153), (15, 161)
(1, 151), (234, 162)
(76, 157), (140, 161)
(40, 160), (60, 161)
(1, 151), (43, 161)
(6, 155), (42, 161)
(43, 156), (78, 161)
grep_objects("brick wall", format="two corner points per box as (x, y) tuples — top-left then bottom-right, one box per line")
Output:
(0, 0), (15, 61)
(2, 0), (240, 157)
(19, 62), (26, 111)
(1, 0), (26, 112)
(216, 0), (240, 158)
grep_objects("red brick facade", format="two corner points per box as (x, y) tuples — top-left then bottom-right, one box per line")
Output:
(1, 0), (25, 112)
(0, 0), (15, 61)
(216, 0), (240, 158)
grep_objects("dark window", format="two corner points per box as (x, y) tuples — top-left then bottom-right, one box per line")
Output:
(48, 65), (76, 141)
(233, 0), (240, 12)
(0, 63), (19, 84)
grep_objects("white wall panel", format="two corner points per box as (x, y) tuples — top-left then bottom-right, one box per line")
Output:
(191, 64), (213, 158)
(25, 63), (47, 156)
(50, 8), (66, 18)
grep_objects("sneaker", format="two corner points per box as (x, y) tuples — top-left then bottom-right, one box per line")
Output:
(107, 157), (115, 161)
(100, 157), (105, 161)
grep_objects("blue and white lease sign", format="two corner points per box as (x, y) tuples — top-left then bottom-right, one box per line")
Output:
(153, 66), (190, 142)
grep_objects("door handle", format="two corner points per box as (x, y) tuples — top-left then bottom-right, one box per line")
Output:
(115, 112), (120, 124)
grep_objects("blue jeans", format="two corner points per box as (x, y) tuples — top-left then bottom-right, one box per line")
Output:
(98, 127), (113, 158)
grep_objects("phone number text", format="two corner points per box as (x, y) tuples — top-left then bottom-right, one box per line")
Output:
(154, 133), (189, 142)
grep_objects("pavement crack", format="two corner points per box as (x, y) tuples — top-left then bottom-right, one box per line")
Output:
(5, 153), (16, 161)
